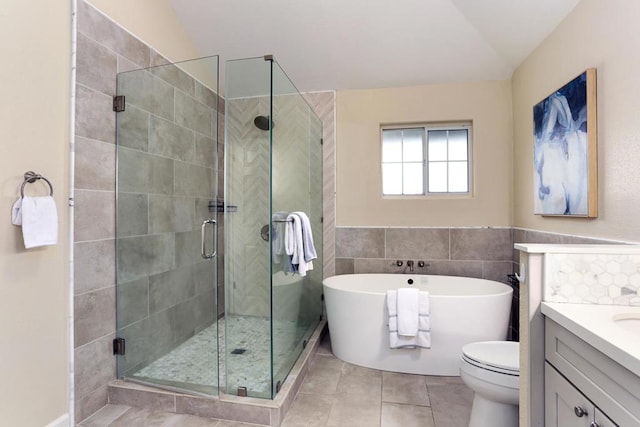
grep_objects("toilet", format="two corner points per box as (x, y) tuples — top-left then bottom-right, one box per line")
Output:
(459, 341), (520, 427)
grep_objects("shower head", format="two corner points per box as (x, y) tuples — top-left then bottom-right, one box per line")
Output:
(254, 115), (273, 131)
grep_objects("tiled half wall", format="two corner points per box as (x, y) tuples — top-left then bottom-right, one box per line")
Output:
(335, 227), (515, 283)
(335, 227), (626, 284)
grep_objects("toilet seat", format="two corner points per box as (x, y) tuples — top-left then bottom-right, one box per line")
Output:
(459, 341), (520, 426)
(460, 341), (520, 390)
(462, 341), (519, 375)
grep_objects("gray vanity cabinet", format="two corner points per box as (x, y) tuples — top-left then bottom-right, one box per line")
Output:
(545, 362), (616, 427)
(544, 318), (640, 427)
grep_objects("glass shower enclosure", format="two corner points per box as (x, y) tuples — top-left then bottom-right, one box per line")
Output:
(114, 54), (323, 400)
(224, 56), (323, 398)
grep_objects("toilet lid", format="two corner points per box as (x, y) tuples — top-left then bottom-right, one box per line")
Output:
(462, 341), (519, 372)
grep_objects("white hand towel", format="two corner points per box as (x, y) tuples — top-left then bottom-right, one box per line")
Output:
(397, 288), (419, 336)
(390, 316), (430, 333)
(12, 196), (58, 249)
(388, 330), (431, 349)
(419, 291), (430, 315)
(285, 213), (312, 277)
(418, 291), (430, 331)
(417, 330), (431, 349)
(386, 291), (397, 317)
(389, 333), (417, 349)
(387, 290), (430, 349)
(292, 211), (317, 262)
(419, 315), (430, 331)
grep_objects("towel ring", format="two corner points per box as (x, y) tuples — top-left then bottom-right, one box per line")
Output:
(20, 171), (53, 198)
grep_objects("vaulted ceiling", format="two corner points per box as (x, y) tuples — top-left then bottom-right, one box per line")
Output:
(169, 0), (581, 92)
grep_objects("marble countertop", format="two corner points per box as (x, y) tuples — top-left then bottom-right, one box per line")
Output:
(541, 302), (640, 378)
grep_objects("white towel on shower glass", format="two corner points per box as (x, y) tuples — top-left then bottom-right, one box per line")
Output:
(292, 211), (317, 262)
(285, 213), (314, 277)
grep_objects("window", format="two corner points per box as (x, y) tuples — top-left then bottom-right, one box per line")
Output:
(381, 123), (471, 196)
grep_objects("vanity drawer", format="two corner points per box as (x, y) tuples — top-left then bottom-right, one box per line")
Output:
(545, 318), (640, 426)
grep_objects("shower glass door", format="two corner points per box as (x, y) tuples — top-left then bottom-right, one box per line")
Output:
(224, 57), (273, 398)
(114, 55), (220, 396)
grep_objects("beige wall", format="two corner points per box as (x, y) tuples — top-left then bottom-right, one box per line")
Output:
(87, 0), (201, 63)
(513, 0), (640, 242)
(0, 1), (70, 425)
(336, 81), (513, 226)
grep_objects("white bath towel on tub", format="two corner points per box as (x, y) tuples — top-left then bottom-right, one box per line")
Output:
(386, 290), (431, 349)
(397, 288), (419, 335)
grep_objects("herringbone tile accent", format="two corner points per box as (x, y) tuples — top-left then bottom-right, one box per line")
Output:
(225, 97), (271, 316)
(304, 91), (336, 279)
(224, 91), (335, 316)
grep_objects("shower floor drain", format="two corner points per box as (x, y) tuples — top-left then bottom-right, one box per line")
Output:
(231, 348), (247, 355)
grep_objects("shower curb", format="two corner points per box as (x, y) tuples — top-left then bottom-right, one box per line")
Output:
(106, 320), (327, 426)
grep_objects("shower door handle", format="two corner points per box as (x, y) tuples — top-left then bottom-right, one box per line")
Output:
(201, 218), (217, 259)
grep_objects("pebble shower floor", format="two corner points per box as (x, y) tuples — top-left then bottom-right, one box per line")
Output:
(133, 315), (310, 397)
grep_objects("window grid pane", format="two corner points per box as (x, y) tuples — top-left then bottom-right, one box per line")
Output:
(383, 125), (470, 196)
(403, 162), (423, 194)
(448, 130), (468, 161)
(428, 162), (447, 192)
(448, 161), (468, 192)
(382, 130), (402, 162)
(402, 133), (423, 162)
(426, 128), (469, 194)
(383, 163), (403, 194)
(428, 130), (447, 161)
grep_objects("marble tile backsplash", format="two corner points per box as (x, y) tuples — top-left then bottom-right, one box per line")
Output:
(544, 253), (640, 305)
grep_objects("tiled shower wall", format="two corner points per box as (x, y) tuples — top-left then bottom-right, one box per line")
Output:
(73, 1), (224, 421)
(73, 1), (337, 422)
(74, 1), (145, 421)
(225, 94), (324, 317)
(225, 96), (271, 317)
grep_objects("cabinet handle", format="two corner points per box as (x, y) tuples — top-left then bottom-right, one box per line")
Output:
(590, 423), (601, 427)
(574, 406), (588, 417)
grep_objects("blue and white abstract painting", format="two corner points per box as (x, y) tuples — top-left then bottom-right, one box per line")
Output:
(533, 70), (595, 216)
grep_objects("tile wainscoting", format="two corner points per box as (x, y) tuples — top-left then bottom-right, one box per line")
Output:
(335, 227), (515, 283)
(335, 227), (626, 283)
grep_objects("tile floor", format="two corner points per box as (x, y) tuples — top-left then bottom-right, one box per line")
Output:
(79, 334), (473, 426)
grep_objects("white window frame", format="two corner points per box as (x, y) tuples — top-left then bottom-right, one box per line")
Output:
(381, 122), (473, 196)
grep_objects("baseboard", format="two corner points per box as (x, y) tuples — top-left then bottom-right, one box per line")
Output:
(46, 413), (69, 427)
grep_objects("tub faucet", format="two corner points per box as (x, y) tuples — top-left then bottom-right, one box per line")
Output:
(407, 260), (414, 272)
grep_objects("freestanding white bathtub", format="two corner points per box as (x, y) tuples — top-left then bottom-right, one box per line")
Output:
(323, 273), (513, 376)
